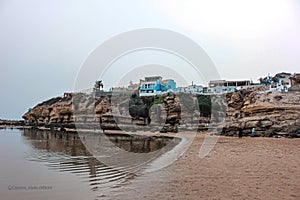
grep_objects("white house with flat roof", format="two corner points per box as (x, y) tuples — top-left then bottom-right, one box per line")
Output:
(208, 80), (251, 93)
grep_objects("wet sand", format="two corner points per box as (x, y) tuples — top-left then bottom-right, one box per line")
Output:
(112, 133), (300, 200)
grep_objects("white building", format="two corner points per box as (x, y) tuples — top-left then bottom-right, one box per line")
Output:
(274, 72), (292, 88)
(176, 84), (204, 94)
(208, 80), (251, 93)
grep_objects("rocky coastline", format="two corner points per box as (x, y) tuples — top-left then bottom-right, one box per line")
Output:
(0, 119), (25, 128)
(21, 87), (300, 137)
(221, 87), (300, 137)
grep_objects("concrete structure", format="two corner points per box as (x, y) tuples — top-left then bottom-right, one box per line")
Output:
(261, 72), (292, 93)
(139, 76), (176, 96)
(162, 79), (176, 91)
(289, 73), (300, 92)
(111, 87), (128, 93)
(289, 73), (300, 86)
(111, 81), (140, 94)
(274, 72), (292, 88)
(208, 80), (251, 93)
(209, 80), (251, 87)
(128, 81), (140, 94)
(175, 84), (204, 94)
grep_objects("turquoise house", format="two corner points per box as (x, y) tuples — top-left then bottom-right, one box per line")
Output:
(140, 76), (176, 96)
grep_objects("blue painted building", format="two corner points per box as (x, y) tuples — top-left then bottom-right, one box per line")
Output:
(139, 76), (176, 96)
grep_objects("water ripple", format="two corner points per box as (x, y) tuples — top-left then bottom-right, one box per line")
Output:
(21, 129), (179, 197)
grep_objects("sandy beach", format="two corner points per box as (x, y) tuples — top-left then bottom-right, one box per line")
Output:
(111, 133), (300, 200)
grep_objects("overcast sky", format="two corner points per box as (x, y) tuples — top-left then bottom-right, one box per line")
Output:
(1, 0), (300, 119)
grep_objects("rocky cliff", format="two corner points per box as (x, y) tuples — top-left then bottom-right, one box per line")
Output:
(222, 87), (300, 137)
(0, 119), (24, 126)
(22, 88), (300, 137)
(22, 92), (183, 132)
(23, 96), (74, 129)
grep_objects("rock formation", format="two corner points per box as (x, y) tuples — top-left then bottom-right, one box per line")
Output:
(221, 87), (300, 137)
(0, 119), (24, 126)
(22, 87), (300, 137)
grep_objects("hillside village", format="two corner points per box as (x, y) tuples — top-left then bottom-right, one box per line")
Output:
(108, 72), (300, 97)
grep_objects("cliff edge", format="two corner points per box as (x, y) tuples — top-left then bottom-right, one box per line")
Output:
(22, 88), (300, 137)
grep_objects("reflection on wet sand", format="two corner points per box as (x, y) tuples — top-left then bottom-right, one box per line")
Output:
(22, 129), (180, 192)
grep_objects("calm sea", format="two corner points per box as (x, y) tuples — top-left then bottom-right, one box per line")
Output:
(0, 128), (179, 200)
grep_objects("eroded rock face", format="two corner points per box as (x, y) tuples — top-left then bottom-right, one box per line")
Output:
(0, 119), (24, 126)
(221, 88), (300, 137)
(22, 88), (300, 136)
(160, 93), (181, 133)
(23, 96), (74, 129)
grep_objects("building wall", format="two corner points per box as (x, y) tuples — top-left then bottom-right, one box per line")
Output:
(210, 86), (237, 93)
(164, 80), (176, 90)
(274, 73), (292, 88)
(208, 80), (250, 93)
(139, 76), (176, 96)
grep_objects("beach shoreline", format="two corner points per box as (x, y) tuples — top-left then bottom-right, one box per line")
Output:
(111, 132), (300, 200)
(1, 126), (299, 199)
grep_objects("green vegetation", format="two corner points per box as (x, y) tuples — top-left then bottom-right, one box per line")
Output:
(94, 80), (103, 90)
(197, 95), (212, 117)
(129, 93), (144, 106)
(153, 96), (164, 105)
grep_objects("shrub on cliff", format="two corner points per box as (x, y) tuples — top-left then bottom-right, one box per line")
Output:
(197, 95), (212, 117)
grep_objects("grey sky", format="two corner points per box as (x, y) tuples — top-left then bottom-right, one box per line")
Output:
(0, 0), (299, 119)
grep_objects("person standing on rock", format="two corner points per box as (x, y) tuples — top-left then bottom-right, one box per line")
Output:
(251, 128), (255, 137)
(238, 128), (243, 138)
